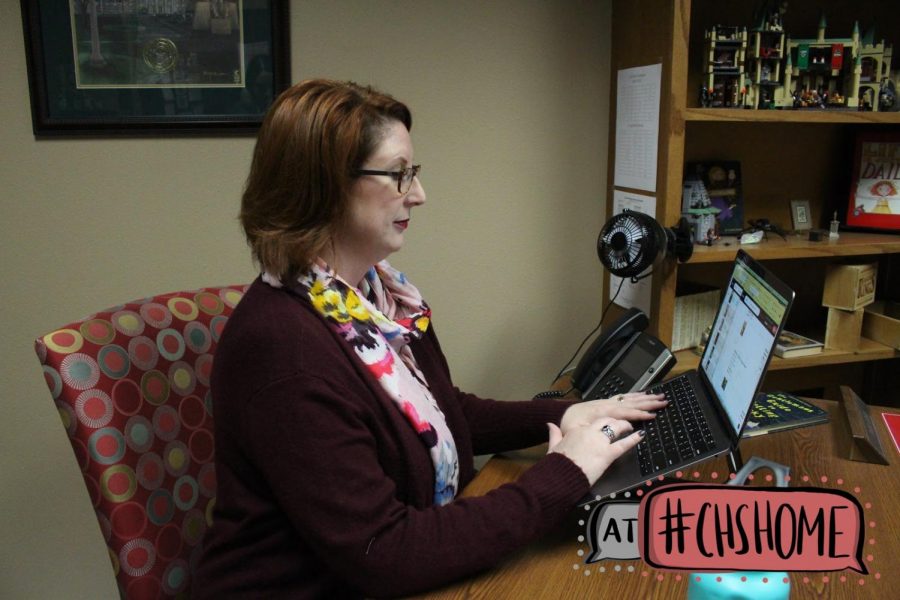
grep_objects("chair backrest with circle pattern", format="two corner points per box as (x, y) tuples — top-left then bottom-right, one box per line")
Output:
(34, 284), (249, 599)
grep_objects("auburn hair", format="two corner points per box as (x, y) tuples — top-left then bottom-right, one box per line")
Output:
(240, 79), (412, 280)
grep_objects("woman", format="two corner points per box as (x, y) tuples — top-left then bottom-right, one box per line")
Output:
(193, 79), (666, 598)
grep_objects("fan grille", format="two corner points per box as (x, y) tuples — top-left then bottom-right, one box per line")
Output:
(597, 211), (659, 277)
(597, 210), (693, 278)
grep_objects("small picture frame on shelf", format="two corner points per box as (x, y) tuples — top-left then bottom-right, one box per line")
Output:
(790, 199), (812, 231)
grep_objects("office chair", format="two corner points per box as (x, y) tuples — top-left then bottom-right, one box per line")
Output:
(34, 284), (249, 598)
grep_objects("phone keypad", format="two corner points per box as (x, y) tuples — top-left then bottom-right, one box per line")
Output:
(593, 375), (626, 399)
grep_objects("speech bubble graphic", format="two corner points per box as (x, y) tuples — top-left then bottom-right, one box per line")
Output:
(585, 501), (641, 562)
(639, 483), (867, 573)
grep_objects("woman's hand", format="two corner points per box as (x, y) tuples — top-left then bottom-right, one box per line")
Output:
(559, 391), (667, 435)
(547, 418), (644, 485)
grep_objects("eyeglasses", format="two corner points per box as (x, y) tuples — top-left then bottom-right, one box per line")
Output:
(355, 164), (421, 195)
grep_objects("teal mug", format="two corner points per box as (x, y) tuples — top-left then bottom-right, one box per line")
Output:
(687, 457), (790, 600)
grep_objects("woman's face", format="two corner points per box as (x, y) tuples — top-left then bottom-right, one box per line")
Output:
(331, 120), (426, 282)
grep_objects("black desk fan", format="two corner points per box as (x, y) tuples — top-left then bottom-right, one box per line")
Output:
(596, 209), (693, 280)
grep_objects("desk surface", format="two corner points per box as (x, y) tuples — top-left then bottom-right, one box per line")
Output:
(422, 400), (900, 599)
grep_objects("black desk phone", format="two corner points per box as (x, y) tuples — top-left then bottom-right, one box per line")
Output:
(571, 308), (675, 400)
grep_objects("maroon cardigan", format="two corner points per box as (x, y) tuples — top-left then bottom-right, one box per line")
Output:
(192, 278), (589, 598)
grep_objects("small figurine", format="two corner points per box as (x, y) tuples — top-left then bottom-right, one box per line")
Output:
(879, 83), (896, 111)
(753, 1), (787, 33)
(829, 212), (841, 238)
(682, 176), (721, 244)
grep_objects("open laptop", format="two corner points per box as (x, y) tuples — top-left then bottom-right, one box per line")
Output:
(589, 249), (795, 500)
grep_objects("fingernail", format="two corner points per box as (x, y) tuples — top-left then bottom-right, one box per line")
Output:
(639, 430), (646, 437)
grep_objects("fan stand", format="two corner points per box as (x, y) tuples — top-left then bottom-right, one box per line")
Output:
(629, 270), (653, 283)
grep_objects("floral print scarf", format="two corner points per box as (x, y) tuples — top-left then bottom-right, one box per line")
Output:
(264, 261), (459, 506)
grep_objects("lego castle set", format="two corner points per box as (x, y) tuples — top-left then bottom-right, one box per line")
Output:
(701, 3), (896, 111)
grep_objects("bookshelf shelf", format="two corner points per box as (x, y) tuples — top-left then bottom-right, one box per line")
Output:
(687, 232), (900, 264)
(670, 336), (899, 377)
(684, 107), (900, 125)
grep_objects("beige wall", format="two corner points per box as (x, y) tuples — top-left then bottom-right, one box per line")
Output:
(0, 1), (611, 596)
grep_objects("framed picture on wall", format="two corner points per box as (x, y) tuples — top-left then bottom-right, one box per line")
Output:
(846, 131), (900, 232)
(20, 0), (290, 136)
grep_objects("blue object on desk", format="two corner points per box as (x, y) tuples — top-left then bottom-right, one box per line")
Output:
(687, 457), (791, 600)
(687, 572), (790, 600)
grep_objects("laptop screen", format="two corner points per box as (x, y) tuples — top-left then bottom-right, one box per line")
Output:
(700, 252), (792, 436)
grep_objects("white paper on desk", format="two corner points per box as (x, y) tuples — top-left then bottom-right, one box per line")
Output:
(613, 64), (661, 193)
(608, 190), (656, 314)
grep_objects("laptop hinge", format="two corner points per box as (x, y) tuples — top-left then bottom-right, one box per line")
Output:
(727, 447), (744, 474)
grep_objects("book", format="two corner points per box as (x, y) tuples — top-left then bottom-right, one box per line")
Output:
(846, 132), (900, 232)
(773, 330), (824, 358)
(742, 392), (830, 438)
(672, 282), (720, 352)
(881, 412), (900, 455)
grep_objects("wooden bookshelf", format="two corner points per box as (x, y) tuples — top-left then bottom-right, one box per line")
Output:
(608, 0), (900, 399)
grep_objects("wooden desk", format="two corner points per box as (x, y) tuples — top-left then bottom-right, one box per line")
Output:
(423, 400), (900, 599)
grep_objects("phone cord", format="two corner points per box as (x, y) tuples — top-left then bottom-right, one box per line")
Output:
(532, 389), (565, 399)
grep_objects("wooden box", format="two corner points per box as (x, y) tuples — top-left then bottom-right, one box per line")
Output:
(862, 301), (900, 350)
(825, 307), (864, 351)
(822, 263), (877, 311)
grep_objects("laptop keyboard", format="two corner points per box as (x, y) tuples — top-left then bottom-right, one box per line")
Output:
(636, 376), (718, 476)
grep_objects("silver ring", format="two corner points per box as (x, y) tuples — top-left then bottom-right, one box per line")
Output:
(601, 425), (616, 442)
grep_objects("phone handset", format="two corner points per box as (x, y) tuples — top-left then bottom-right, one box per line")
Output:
(571, 308), (649, 393)
(532, 308), (674, 401)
